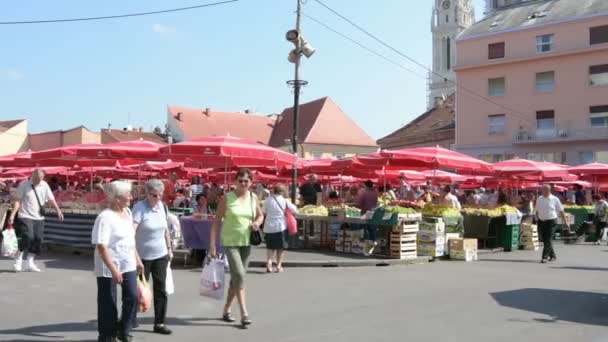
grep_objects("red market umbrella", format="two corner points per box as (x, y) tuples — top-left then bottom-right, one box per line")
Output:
(0, 151), (32, 167)
(160, 136), (296, 168)
(493, 158), (573, 181)
(422, 170), (467, 183)
(1, 166), (68, 177)
(568, 162), (608, 176)
(380, 146), (494, 172)
(29, 140), (163, 161)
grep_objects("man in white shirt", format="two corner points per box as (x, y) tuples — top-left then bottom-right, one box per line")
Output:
(441, 185), (462, 210)
(8, 169), (64, 272)
(535, 184), (567, 263)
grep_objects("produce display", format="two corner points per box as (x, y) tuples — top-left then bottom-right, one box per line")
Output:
(55, 190), (106, 211)
(388, 200), (425, 210)
(328, 204), (361, 217)
(421, 204), (461, 217)
(384, 206), (419, 215)
(299, 205), (329, 216)
(462, 205), (519, 217)
(564, 205), (594, 210)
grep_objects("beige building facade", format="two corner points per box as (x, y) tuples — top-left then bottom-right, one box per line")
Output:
(0, 120), (28, 156)
(454, 0), (608, 165)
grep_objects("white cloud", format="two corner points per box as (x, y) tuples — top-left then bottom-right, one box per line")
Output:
(152, 23), (176, 36)
(2, 68), (24, 81)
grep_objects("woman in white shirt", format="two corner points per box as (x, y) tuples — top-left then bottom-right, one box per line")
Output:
(92, 181), (143, 342)
(263, 184), (297, 273)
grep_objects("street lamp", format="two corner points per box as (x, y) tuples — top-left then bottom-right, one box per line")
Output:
(286, 0), (315, 203)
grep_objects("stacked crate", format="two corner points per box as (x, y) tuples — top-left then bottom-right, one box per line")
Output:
(334, 230), (360, 253)
(389, 219), (420, 259)
(520, 223), (539, 251)
(449, 238), (478, 262)
(417, 218), (446, 258)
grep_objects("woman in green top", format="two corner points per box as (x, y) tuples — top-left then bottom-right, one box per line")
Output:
(209, 168), (264, 328)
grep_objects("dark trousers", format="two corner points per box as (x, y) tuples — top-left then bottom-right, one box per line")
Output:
(97, 271), (138, 339)
(596, 221), (607, 242)
(15, 218), (44, 257)
(539, 219), (557, 260)
(142, 256), (169, 325)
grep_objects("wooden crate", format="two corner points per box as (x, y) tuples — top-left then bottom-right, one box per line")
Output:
(392, 223), (420, 234)
(389, 247), (418, 259)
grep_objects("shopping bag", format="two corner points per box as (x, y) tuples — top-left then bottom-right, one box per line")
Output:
(199, 257), (225, 300)
(1, 227), (18, 258)
(286, 209), (298, 236)
(137, 274), (152, 313)
(165, 264), (175, 295)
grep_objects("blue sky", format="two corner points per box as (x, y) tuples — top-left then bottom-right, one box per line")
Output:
(0, 0), (485, 139)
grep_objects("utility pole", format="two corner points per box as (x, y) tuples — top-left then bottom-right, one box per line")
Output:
(286, 0), (314, 203)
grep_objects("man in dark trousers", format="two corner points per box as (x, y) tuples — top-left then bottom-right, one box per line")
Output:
(535, 184), (567, 263)
(299, 174), (322, 206)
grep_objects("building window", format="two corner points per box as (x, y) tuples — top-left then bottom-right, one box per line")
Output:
(580, 151), (594, 164)
(488, 77), (505, 96)
(488, 42), (505, 59)
(536, 34), (554, 53)
(311, 152), (323, 160)
(446, 15), (449, 23)
(597, 151), (608, 163)
(479, 154), (504, 163)
(535, 71), (555, 93)
(590, 25), (608, 45)
(536, 110), (555, 136)
(334, 152), (345, 159)
(590, 64), (608, 86)
(590, 105), (608, 128)
(527, 152), (563, 163)
(488, 114), (506, 134)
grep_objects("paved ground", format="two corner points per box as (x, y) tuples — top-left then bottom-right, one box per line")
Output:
(1, 243), (608, 342)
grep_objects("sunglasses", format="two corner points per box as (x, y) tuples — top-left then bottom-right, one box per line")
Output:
(237, 179), (251, 184)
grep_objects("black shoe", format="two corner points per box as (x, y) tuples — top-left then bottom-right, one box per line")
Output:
(541, 259), (548, 263)
(222, 313), (236, 323)
(117, 335), (133, 342)
(241, 317), (252, 327)
(153, 325), (173, 335)
(549, 256), (557, 262)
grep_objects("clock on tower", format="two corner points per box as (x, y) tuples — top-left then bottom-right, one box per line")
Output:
(442, 0), (451, 9)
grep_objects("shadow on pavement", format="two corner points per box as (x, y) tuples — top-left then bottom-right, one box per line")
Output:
(43, 254), (92, 272)
(479, 258), (541, 264)
(490, 288), (608, 326)
(0, 317), (235, 340)
(550, 266), (608, 272)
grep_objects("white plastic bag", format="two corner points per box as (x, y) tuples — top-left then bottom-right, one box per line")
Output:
(199, 257), (225, 300)
(1, 228), (18, 258)
(166, 264), (175, 295)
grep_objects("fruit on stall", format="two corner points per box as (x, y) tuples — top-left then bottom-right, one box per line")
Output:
(328, 204), (362, 217)
(421, 204), (461, 217)
(462, 205), (519, 217)
(564, 205), (594, 210)
(384, 206), (419, 215)
(299, 205), (329, 216)
(388, 200), (425, 210)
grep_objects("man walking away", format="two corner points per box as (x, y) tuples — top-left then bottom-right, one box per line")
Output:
(8, 169), (64, 272)
(535, 184), (567, 263)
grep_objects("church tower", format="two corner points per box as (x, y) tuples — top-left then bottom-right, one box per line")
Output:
(428, 0), (475, 109)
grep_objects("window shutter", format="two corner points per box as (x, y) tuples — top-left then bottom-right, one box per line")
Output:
(488, 42), (505, 59)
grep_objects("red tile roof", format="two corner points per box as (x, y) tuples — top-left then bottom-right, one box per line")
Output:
(269, 97), (377, 147)
(377, 94), (455, 149)
(101, 129), (167, 144)
(168, 105), (276, 145)
(0, 119), (25, 133)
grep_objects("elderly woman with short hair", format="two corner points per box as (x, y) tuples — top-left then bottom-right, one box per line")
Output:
(132, 179), (173, 335)
(92, 180), (143, 342)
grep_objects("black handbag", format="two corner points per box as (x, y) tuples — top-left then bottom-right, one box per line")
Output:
(248, 191), (263, 246)
(31, 183), (47, 217)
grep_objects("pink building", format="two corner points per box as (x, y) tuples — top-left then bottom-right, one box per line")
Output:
(454, 0), (608, 165)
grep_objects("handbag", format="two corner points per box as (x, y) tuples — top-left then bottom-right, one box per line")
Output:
(248, 192), (263, 246)
(272, 195), (298, 236)
(31, 183), (47, 217)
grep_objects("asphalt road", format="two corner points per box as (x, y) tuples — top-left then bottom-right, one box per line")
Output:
(1, 243), (608, 342)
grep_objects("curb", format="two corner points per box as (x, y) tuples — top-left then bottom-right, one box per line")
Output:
(249, 256), (432, 268)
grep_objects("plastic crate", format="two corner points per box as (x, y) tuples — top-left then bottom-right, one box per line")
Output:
(499, 224), (520, 252)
